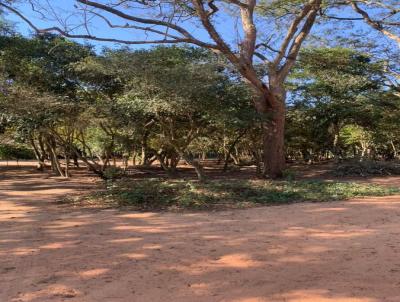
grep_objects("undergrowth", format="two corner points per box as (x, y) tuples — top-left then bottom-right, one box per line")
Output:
(76, 178), (400, 211)
(334, 160), (400, 176)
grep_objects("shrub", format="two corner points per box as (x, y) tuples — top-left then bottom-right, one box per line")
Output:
(334, 160), (400, 177)
(91, 178), (400, 210)
(103, 166), (124, 180)
(282, 169), (296, 181)
(0, 144), (35, 160)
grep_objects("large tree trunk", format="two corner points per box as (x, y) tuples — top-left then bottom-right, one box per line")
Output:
(262, 106), (286, 178)
(255, 87), (286, 179)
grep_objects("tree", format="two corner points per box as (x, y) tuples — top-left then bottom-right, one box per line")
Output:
(0, 33), (93, 175)
(288, 47), (386, 160)
(75, 46), (255, 180)
(0, 0), (326, 178)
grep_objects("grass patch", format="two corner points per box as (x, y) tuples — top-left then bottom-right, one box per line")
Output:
(79, 179), (400, 211)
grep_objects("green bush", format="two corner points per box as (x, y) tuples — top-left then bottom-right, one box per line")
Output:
(0, 144), (35, 160)
(103, 166), (124, 180)
(93, 178), (400, 210)
(282, 169), (296, 181)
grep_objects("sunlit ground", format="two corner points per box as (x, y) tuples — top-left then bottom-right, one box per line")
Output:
(1, 164), (400, 301)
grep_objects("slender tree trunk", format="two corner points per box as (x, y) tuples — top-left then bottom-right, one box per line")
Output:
(155, 152), (169, 172)
(132, 150), (137, 166)
(122, 155), (129, 170)
(390, 140), (398, 159)
(71, 147), (105, 179)
(169, 153), (180, 173)
(29, 137), (46, 170)
(360, 141), (369, 161)
(46, 137), (61, 175)
(48, 143), (65, 177)
(102, 156), (110, 171)
(330, 122), (341, 162)
(140, 131), (149, 165)
(230, 153), (240, 165)
(181, 154), (205, 182)
(65, 151), (70, 178)
(333, 134), (340, 161)
(223, 130), (247, 172)
(38, 135), (47, 161)
(155, 151), (180, 176)
(73, 153), (79, 168)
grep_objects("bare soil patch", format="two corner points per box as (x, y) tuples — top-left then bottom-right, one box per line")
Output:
(2, 164), (400, 301)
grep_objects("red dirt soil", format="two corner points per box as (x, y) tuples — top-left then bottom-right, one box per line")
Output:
(2, 164), (400, 301)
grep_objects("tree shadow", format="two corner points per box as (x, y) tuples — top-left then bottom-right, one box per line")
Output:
(2, 166), (400, 301)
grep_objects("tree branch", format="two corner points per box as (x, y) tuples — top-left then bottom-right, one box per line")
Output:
(0, 1), (219, 49)
(351, 1), (400, 45)
(272, 0), (317, 67)
(277, 0), (321, 81)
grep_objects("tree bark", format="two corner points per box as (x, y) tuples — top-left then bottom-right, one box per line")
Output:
(140, 131), (150, 165)
(262, 104), (286, 178)
(331, 123), (341, 162)
(29, 136), (46, 170)
(65, 151), (70, 178)
(73, 153), (79, 167)
(71, 147), (105, 179)
(132, 150), (137, 166)
(48, 142), (65, 177)
(254, 86), (286, 179)
(390, 140), (398, 159)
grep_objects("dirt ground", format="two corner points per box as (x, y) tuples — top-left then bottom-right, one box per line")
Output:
(2, 163), (400, 301)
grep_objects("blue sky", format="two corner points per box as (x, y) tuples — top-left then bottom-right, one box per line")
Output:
(3, 0), (398, 59)
(4, 0), (237, 51)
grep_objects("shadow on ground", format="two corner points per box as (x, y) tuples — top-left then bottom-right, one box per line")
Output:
(1, 165), (400, 302)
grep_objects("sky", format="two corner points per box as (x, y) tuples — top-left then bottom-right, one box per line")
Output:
(3, 0), (398, 59)
(4, 0), (236, 52)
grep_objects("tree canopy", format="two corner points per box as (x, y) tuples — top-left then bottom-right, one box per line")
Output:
(0, 1), (399, 180)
